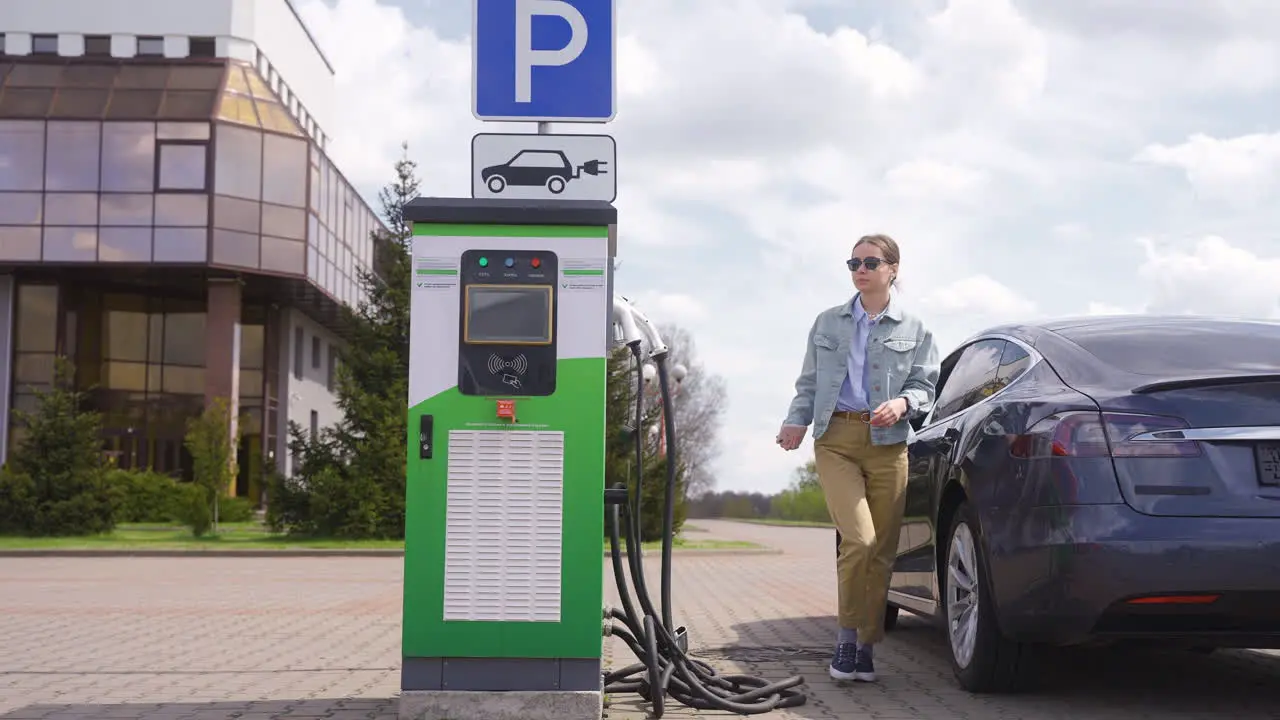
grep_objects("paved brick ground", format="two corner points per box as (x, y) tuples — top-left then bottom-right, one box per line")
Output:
(1, 520), (1278, 720)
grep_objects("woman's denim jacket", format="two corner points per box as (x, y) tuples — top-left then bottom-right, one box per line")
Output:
(783, 293), (940, 445)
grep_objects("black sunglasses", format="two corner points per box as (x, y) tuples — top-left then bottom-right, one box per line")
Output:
(846, 257), (888, 272)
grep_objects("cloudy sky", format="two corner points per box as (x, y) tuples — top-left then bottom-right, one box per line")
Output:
(296, 0), (1280, 495)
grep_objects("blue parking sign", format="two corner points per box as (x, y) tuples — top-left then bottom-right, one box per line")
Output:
(473, 0), (616, 122)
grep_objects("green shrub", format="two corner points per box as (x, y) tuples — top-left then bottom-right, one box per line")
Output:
(218, 496), (255, 523)
(2, 358), (115, 536)
(109, 469), (185, 523)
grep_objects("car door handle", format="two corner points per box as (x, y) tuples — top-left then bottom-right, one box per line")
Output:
(939, 426), (961, 450)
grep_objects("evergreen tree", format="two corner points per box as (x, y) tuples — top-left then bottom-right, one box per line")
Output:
(267, 144), (419, 539)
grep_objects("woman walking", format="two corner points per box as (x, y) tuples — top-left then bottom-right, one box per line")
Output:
(776, 234), (939, 683)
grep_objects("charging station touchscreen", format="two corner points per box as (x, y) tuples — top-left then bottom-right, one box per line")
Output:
(458, 249), (558, 396)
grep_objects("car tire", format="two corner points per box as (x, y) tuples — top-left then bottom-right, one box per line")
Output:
(487, 176), (506, 193)
(547, 176), (566, 194)
(942, 500), (1031, 693)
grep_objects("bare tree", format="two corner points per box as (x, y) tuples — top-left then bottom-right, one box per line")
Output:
(645, 323), (727, 498)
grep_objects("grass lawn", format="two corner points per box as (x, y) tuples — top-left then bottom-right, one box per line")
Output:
(0, 522), (761, 553)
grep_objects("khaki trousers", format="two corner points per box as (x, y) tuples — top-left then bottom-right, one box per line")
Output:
(814, 413), (909, 645)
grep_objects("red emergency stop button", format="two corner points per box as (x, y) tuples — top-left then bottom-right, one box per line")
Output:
(497, 399), (515, 420)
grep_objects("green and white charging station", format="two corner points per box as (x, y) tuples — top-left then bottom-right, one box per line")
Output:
(399, 197), (616, 720)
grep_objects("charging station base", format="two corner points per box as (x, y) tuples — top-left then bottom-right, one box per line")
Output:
(398, 689), (602, 720)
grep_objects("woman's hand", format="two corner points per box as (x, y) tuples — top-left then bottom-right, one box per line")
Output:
(870, 397), (908, 427)
(776, 424), (807, 451)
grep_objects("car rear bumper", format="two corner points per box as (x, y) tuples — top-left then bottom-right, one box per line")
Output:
(988, 504), (1280, 647)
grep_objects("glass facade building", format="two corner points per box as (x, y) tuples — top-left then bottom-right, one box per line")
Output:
(0, 48), (387, 501)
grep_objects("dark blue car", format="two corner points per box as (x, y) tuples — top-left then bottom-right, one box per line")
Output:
(877, 315), (1280, 693)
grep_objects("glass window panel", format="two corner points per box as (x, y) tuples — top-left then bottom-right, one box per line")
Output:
(213, 195), (260, 234)
(15, 352), (55, 385)
(32, 35), (59, 55)
(105, 362), (147, 392)
(0, 121), (46, 191)
(163, 312), (205, 366)
(307, 214), (318, 247)
(100, 194), (153, 226)
(0, 192), (42, 224)
(260, 236), (304, 275)
(147, 364), (162, 391)
(189, 37), (217, 59)
(16, 284), (58, 352)
(163, 366), (204, 394)
(240, 324), (264, 369)
(261, 133), (306, 207)
(7, 65), (63, 88)
(42, 227), (97, 262)
(154, 193), (207, 226)
(105, 304), (148, 360)
(160, 91), (217, 120)
(168, 67), (223, 91)
(239, 369), (264, 399)
(158, 143), (207, 191)
(98, 227), (152, 262)
(306, 245), (319, 281)
(62, 64), (117, 88)
(245, 69), (275, 99)
(106, 90), (163, 119)
(84, 36), (112, 56)
(225, 66), (251, 95)
(261, 203), (304, 240)
(50, 89), (110, 119)
(212, 228), (259, 268)
(158, 122), (210, 141)
(136, 37), (165, 57)
(217, 94), (260, 127)
(46, 122), (101, 192)
(309, 164), (320, 210)
(101, 122), (155, 192)
(257, 101), (303, 136)
(214, 124), (262, 200)
(43, 193), (98, 226)
(153, 227), (207, 262)
(148, 313), (163, 363)
(0, 227), (42, 261)
(0, 89), (54, 118)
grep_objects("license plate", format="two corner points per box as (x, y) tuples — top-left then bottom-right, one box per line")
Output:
(1256, 443), (1280, 487)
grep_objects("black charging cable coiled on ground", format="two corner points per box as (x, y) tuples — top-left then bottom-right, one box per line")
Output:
(602, 341), (809, 717)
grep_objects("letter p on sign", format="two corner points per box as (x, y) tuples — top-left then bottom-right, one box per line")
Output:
(514, 0), (588, 104)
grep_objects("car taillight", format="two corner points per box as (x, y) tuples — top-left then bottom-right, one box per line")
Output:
(1009, 411), (1201, 458)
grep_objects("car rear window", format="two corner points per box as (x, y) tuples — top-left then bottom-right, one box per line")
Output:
(1058, 320), (1280, 376)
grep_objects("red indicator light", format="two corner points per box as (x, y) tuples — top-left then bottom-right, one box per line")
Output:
(531, 258), (541, 268)
(497, 399), (516, 420)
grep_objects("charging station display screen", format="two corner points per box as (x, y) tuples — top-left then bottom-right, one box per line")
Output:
(464, 285), (553, 345)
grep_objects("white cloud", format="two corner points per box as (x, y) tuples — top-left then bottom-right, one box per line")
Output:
(1135, 132), (1280, 206)
(301, 0), (1280, 495)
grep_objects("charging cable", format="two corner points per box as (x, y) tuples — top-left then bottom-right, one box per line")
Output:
(605, 296), (808, 717)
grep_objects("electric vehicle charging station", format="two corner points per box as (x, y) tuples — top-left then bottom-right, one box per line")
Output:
(397, 196), (808, 720)
(399, 197), (616, 720)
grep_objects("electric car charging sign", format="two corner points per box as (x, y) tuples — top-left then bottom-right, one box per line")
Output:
(471, 132), (617, 202)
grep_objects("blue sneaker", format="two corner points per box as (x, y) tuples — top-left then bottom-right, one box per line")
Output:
(828, 642), (858, 680)
(853, 644), (876, 682)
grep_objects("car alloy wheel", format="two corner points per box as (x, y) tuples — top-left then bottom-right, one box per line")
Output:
(946, 520), (980, 670)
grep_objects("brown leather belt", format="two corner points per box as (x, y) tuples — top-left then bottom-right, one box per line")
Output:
(832, 410), (871, 422)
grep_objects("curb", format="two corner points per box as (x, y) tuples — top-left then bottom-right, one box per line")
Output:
(0, 547), (783, 559)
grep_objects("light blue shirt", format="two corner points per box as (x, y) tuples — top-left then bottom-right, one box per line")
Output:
(834, 299), (874, 412)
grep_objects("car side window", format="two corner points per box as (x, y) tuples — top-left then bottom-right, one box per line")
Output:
(931, 339), (1006, 423)
(992, 342), (1031, 392)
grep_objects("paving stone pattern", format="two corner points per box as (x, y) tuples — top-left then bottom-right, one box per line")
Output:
(1, 520), (1278, 720)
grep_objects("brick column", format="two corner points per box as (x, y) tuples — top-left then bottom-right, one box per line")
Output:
(204, 278), (242, 496)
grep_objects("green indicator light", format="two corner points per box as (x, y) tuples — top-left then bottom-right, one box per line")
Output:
(478, 257), (488, 267)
